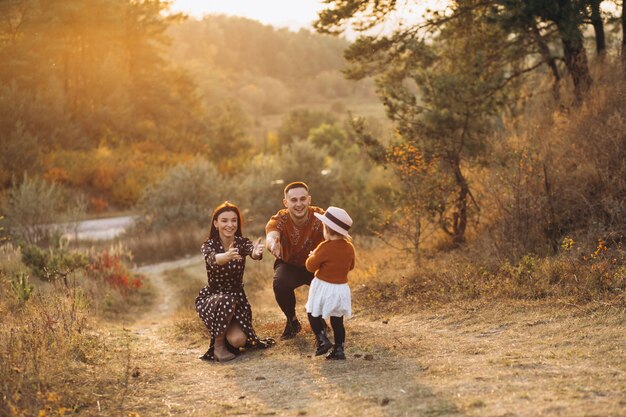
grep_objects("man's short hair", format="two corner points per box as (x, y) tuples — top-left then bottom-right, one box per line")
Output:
(283, 181), (309, 196)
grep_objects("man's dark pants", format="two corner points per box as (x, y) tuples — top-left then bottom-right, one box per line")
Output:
(272, 259), (313, 320)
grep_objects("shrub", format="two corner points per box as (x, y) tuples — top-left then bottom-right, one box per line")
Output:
(85, 249), (143, 294)
(235, 153), (285, 234)
(137, 159), (226, 230)
(1, 175), (87, 246)
(21, 244), (89, 282)
(280, 140), (335, 208)
(485, 66), (626, 258)
(2, 175), (65, 245)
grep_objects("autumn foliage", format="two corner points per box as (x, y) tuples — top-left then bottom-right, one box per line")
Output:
(86, 250), (143, 293)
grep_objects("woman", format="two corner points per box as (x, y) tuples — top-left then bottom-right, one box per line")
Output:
(195, 202), (275, 362)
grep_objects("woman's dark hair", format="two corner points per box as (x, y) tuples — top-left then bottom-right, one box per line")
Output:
(209, 201), (243, 239)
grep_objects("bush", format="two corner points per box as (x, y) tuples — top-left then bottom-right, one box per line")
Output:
(280, 140), (335, 208)
(234, 153), (285, 234)
(137, 159), (226, 230)
(21, 244), (89, 282)
(485, 66), (626, 258)
(1, 175), (65, 245)
(85, 248), (143, 294)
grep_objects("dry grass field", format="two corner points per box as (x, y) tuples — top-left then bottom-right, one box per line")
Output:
(1, 240), (624, 417)
(108, 246), (625, 417)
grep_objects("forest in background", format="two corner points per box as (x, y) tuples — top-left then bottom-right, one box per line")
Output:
(0, 1), (380, 212)
(1, 0), (624, 271)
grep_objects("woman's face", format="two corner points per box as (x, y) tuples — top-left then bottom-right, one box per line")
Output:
(214, 210), (238, 240)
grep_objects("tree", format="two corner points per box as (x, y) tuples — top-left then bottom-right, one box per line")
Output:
(277, 109), (337, 146)
(588, 0), (606, 58)
(318, 1), (519, 246)
(137, 160), (225, 230)
(317, 0), (595, 103)
(307, 123), (348, 155)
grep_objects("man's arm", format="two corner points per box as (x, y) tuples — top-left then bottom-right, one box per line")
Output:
(265, 230), (281, 259)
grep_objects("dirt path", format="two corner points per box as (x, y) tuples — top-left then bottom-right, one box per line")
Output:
(116, 261), (625, 417)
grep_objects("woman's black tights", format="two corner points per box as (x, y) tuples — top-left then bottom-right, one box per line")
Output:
(308, 313), (345, 346)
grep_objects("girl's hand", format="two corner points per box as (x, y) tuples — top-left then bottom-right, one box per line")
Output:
(252, 237), (264, 259)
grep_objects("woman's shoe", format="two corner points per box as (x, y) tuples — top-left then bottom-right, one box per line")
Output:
(199, 347), (213, 362)
(326, 345), (346, 360)
(315, 332), (333, 356)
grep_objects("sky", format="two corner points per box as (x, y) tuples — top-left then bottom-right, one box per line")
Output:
(169, 0), (452, 35)
(170, 0), (327, 31)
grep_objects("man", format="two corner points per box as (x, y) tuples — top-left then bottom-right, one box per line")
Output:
(266, 181), (325, 339)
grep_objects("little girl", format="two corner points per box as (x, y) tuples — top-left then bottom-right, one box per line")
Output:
(305, 206), (355, 360)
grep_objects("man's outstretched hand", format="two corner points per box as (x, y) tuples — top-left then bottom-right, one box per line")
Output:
(266, 232), (282, 259)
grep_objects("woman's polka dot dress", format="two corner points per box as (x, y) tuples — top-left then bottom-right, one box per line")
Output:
(195, 235), (272, 361)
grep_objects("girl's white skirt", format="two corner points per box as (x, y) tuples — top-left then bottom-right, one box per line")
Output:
(306, 277), (351, 319)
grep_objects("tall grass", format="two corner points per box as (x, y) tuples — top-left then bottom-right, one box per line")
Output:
(74, 224), (208, 266)
(0, 244), (150, 416)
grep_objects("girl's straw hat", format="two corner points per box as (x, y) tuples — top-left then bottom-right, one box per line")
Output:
(314, 206), (353, 237)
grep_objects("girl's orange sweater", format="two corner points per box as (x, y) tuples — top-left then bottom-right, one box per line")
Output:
(305, 239), (355, 284)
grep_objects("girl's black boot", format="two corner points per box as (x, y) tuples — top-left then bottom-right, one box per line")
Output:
(326, 344), (346, 360)
(315, 331), (333, 356)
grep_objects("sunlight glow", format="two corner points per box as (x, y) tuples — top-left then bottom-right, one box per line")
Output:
(170, 0), (326, 30)
(170, 0), (448, 32)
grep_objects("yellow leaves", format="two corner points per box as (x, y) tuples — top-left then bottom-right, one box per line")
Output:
(591, 239), (607, 259)
(34, 391), (67, 417)
(560, 237), (574, 250)
(386, 143), (437, 181)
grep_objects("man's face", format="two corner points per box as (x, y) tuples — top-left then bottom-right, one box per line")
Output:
(283, 187), (311, 221)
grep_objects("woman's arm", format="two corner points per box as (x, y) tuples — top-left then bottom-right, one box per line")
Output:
(214, 242), (242, 265)
(242, 237), (264, 260)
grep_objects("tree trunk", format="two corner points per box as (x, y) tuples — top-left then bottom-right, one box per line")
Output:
(451, 157), (468, 246)
(530, 19), (561, 101)
(557, 17), (592, 103)
(590, 0), (606, 59)
(622, 0), (626, 62)
(542, 164), (559, 254)
(412, 214), (421, 266)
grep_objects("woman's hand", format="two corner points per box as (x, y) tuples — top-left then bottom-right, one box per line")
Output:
(225, 242), (242, 261)
(216, 242), (242, 265)
(252, 237), (264, 259)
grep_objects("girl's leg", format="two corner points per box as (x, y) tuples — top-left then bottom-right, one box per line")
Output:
(308, 313), (332, 355)
(327, 316), (346, 360)
(330, 316), (345, 346)
(307, 313), (324, 334)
